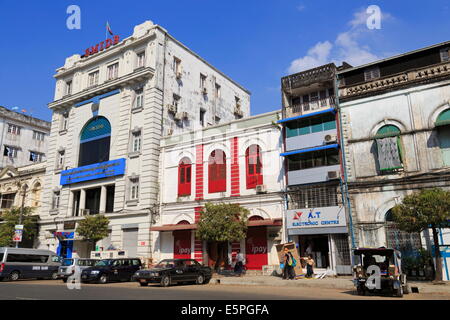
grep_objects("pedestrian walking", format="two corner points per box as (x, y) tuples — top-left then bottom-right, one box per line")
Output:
(306, 255), (315, 278)
(282, 247), (296, 280)
(234, 249), (245, 276)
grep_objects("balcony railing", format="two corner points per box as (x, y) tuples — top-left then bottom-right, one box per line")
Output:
(283, 96), (336, 119)
(282, 63), (335, 90)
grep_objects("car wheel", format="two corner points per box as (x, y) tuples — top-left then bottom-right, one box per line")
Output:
(99, 274), (108, 284)
(9, 271), (20, 281)
(51, 272), (58, 280)
(160, 275), (170, 287)
(62, 278), (68, 283)
(139, 281), (148, 287)
(196, 274), (205, 285)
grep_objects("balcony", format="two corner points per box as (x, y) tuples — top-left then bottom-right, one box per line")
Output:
(339, 61), (450, 100)
(287, 165), (340, 186)
(286, 129), (337, 152)
(282, 63), (336, 90)
(283, 96), (336, 119)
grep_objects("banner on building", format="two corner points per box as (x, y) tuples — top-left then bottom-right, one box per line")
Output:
(13, 225), (24, 242)
(286, 206), (346, 231)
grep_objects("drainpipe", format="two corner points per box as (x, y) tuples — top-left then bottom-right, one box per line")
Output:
(335, 76), (356, 252)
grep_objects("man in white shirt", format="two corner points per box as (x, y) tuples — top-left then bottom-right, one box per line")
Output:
(234, 249), (245, 276)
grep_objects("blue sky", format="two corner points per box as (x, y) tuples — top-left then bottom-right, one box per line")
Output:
(0, 0), (449, 121)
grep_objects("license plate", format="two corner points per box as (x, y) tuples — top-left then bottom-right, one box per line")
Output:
(139, 279), (146, 283)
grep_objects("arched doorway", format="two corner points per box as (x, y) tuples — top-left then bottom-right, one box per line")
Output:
(245, 216), (268, 270)
(173, 220), (192, 259)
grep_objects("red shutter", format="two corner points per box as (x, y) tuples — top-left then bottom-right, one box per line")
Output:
(246, 145), (263, 189)
(178, 158), (192, 196)
(208, 150), (226, 193)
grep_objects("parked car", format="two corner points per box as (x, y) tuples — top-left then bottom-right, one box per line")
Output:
(81, 258), (142, 284)
(58, 258), (98, 283)
(352, 247), (411, 297)
(133, 259), (212, 287)
(0, 247), (61, 281)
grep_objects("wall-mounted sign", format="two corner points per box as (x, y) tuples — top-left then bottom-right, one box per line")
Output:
(13, 225), (24, 242)
(60, 158), (126, 185)
(286, 206), (347, 230)
(83, 35), (120, 58)
(64, 221), (77, 230)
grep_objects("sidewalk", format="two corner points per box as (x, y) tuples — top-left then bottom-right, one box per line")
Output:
(213, 274), (450, 295)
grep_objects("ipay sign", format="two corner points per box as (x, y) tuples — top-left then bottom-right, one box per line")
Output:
(83, 35), (120, 58)
(287, 206), (346, 229)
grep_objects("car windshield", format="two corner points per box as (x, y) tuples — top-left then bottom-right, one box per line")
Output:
(155, 260), (176, 268)
(95, 259), (113, 266)
(62, 259), (74, 266)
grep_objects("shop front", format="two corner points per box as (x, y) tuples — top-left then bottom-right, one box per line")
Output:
(286, 206), (351, 274)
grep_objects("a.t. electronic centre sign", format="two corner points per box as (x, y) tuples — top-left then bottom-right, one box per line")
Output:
(286, 206), (347, 230)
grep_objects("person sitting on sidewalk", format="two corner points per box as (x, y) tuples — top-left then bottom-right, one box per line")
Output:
(306, 255), (315, 278)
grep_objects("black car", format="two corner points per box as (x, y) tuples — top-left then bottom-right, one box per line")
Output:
(133, 259), (212, 287)
(81, 258), (141, 284)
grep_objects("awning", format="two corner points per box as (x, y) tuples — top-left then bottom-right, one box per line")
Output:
(277, 108), (336, 124)
(280, 143), (339, 157)
(150, 218), (282, 232)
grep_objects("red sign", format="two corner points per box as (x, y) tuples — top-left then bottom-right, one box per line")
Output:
(245, 227), (268, 270)
(174, 230), (192, 259)
(83, 35), (120, 58)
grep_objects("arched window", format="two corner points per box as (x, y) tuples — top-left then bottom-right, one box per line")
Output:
(78, 116), (111, 166)
(208, 149), (226, 193)
(246, 145), (263, 189)
(374, 125), (403, 172)
(32, 182), (41, 207)
(435, 109), (450, 166)
(178, 157), (192, 196)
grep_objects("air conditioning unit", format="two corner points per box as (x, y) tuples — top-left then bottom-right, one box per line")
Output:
(90, 250), (128, 259)
(80, 209), (90, 216)
(166, 104), (177, 114)
(256, 184), (267, 194)
(201, 87), (208, 95)
(327, 171), (340, 180)
(167, 128), (174, 136)
(174, 112), (188, 121)
(324, 134), (338, 143)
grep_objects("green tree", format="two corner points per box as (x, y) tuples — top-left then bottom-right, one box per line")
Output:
(76, 215), (110, 251)
(392, 188), (450, 282)
(0, 207), (39, 248)
(196, 203), (249, 270)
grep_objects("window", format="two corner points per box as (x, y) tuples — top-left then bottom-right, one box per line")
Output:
(375, 125), (403, 172)
(200, 74), (207, 90)
(200, 109), (206, 127)
(246, 145), (263, 189)
(129, 178), (139, 201)
(52, 191), (60, 210)
(173, 94), (180, 108)
(32, 183), (41, 207)
(208, 150), (226, 193)
(29, 151), (44, 163)
(214, 116), (220, 125)
(288, 184), (338, 209)
(0, 193), (15, 209)
(88, 70), (99, 87)
(61, 112), (69, 131)
(107, 63), (119, 80)
(436, 109), (450, 166)
(7, 124), (21, 135)
(286, 113), (336, 138)
(134, 89), (144, 109)
(33, 131), (45, 141)
(364, 66), (381, 81)
(3, 146), (18, 158)
(66, 80), (72, 95)
(173, 57), (181, 75)
(131, 130), (142, 153)
(287, 148), (339, 171)
(178, 157), (192, 196)
(6, 254), (49, 263)
(57, 149), (65, 169)
(215, 83), (221, 98)
(440, 48), (450, 62)
(137, 51), (145, 68)
(78, 117), (111, 166)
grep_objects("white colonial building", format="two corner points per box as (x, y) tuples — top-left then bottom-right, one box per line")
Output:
(37, 20), (250, 259)
(153, 111), (285, 270)
(338, 41), (450, 280)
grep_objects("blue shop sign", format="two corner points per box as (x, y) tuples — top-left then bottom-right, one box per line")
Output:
(60, 158), (126, 185)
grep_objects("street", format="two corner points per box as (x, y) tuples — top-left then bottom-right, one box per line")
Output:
(0, 280), (449, 300)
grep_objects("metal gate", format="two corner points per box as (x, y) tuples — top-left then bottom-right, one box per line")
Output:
(385, 223), (422, 257)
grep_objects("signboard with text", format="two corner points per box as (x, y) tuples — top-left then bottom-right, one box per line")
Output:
(13, 225), (24, 242)
(286, 206), (346, 230)
(60, 158), (126, 185)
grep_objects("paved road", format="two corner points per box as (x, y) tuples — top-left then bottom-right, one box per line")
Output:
(0, 279), (448, 300)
